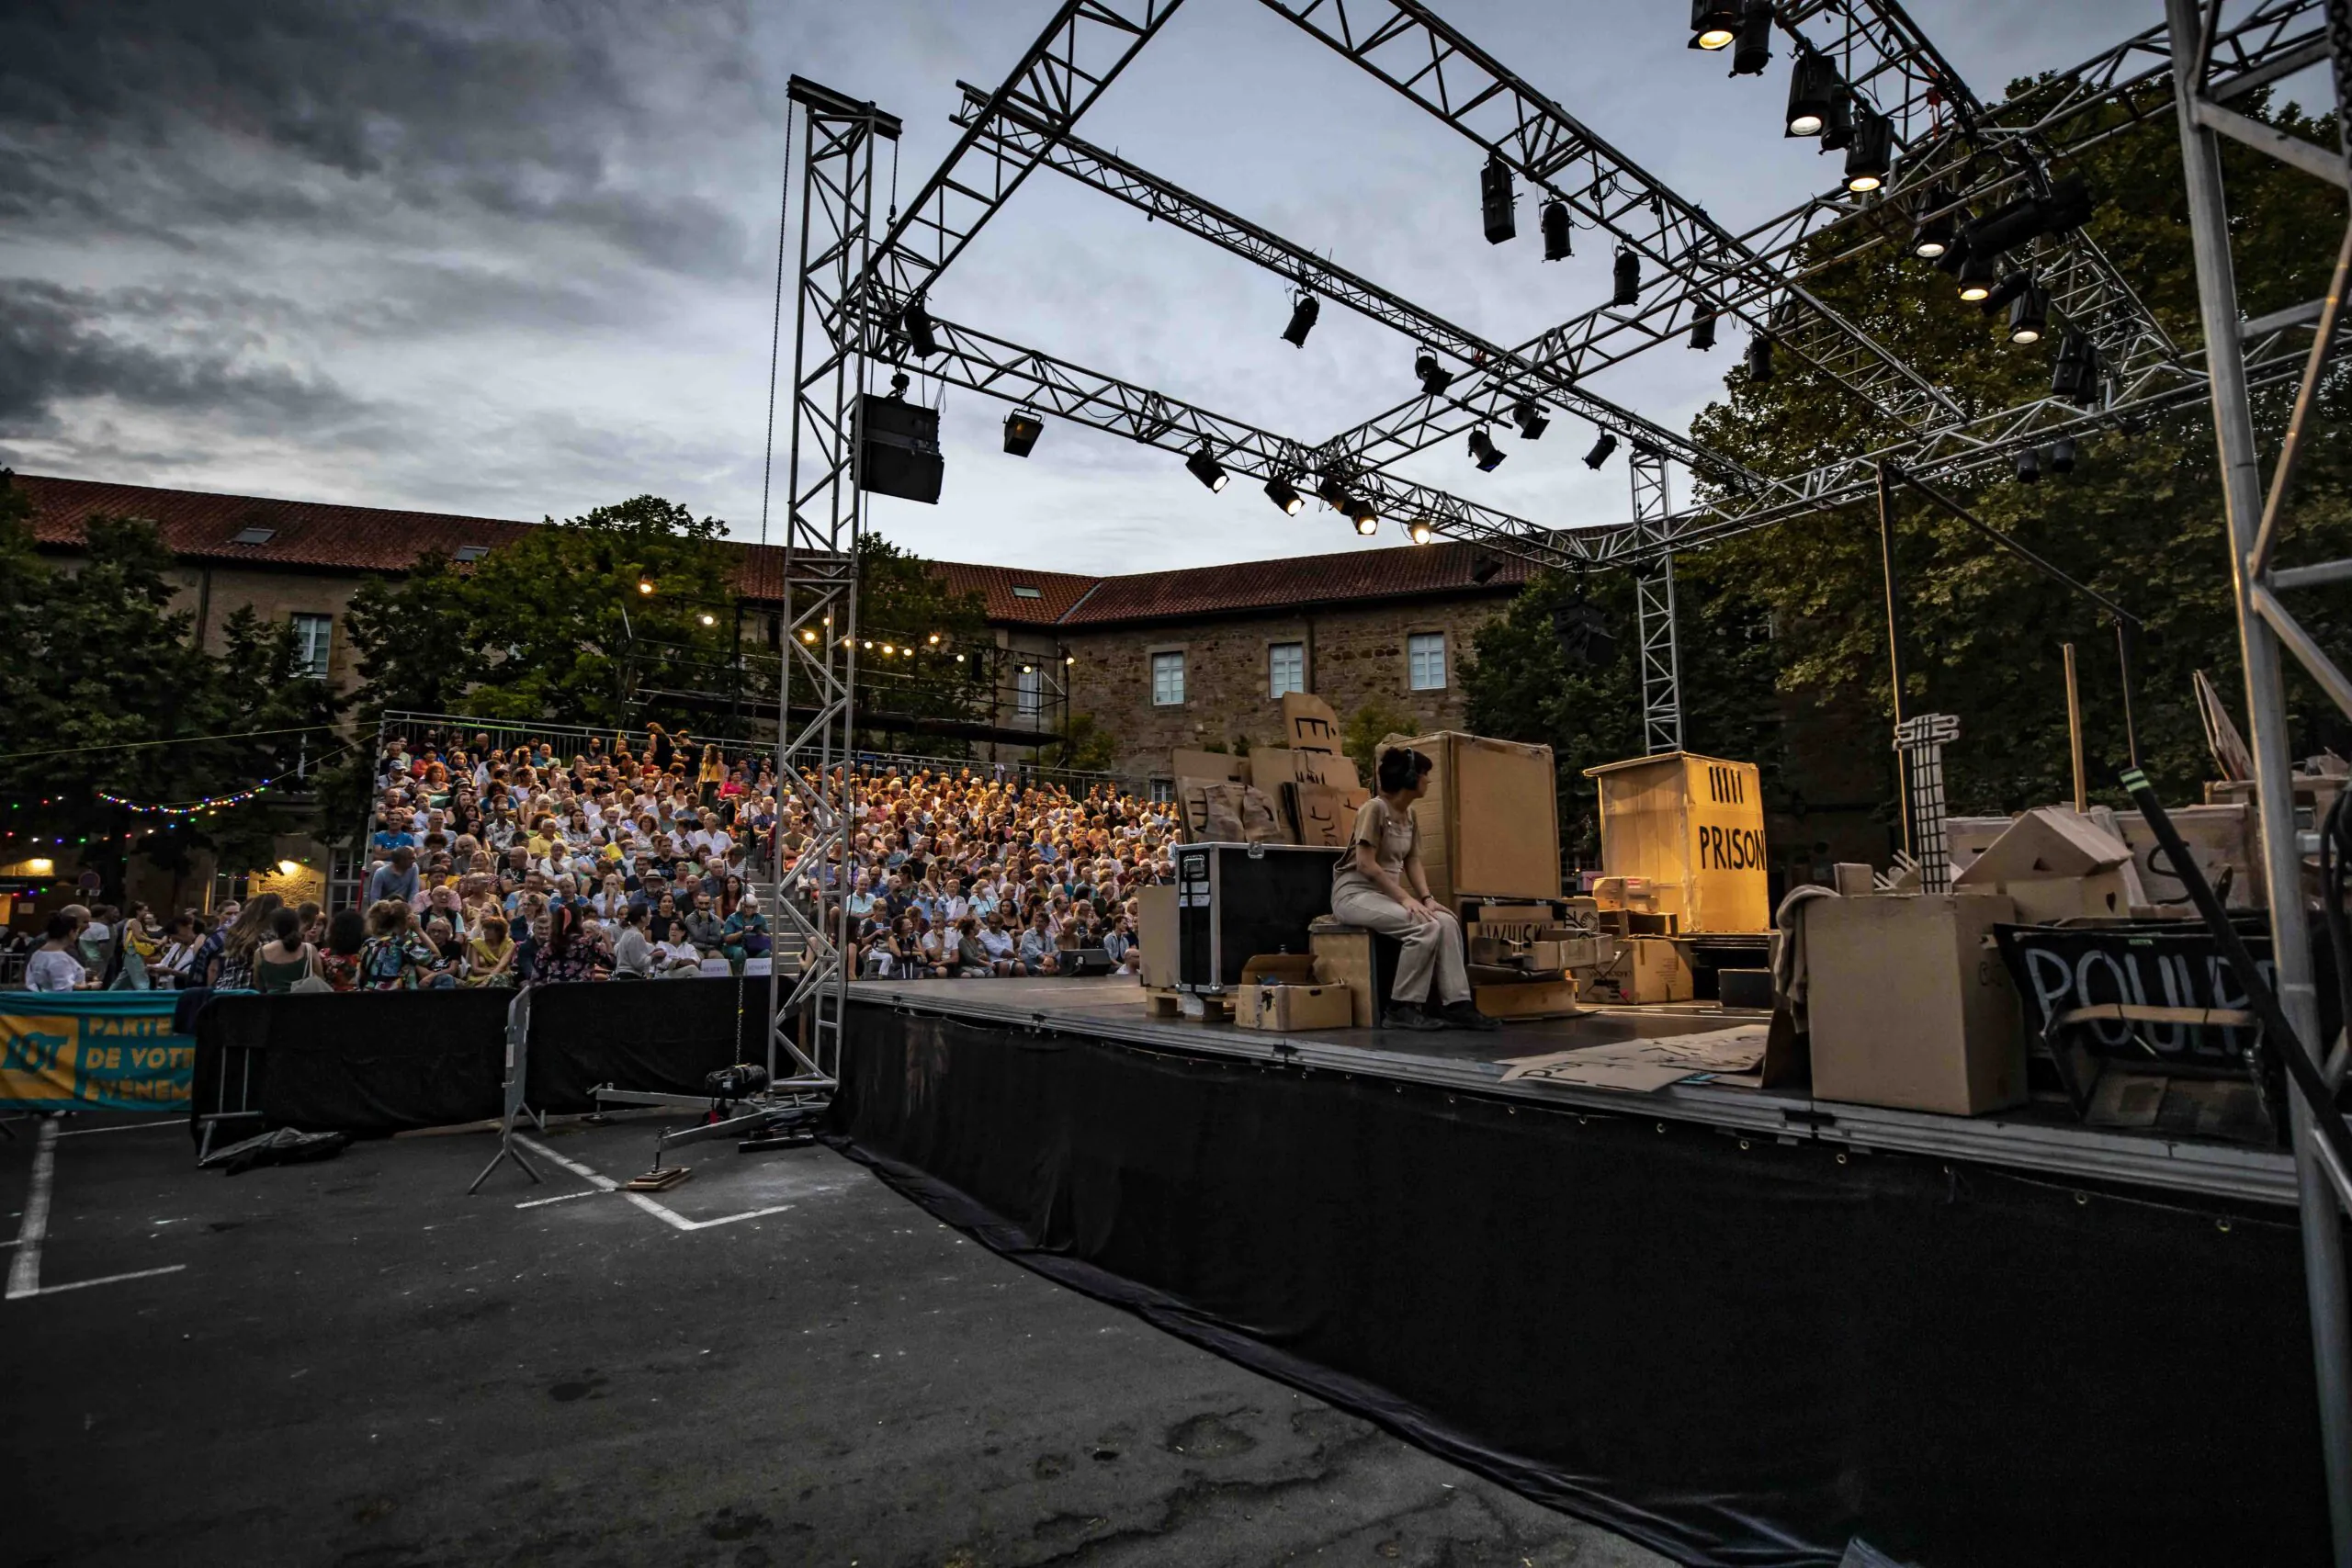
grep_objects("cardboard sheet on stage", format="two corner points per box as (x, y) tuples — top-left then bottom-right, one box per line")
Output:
(0, 991), (193, 1111)
(1497, 1024), (1770, 1092)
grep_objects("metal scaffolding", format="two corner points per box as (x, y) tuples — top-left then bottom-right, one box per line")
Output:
(1630, 447), (1682, 755)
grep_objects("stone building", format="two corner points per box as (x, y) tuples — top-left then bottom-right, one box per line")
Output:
(15, 473), (1534, 784)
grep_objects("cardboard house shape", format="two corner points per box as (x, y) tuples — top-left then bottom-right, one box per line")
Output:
(1951, 806), (2146, 924)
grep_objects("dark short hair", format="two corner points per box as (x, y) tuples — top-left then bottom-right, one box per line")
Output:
(1376, 746), (1433, 794)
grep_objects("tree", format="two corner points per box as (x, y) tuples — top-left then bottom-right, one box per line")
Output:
(1040, 713), (1119, 773)
(1341, 697), (1421, 787)
(838, 534), (994, 750)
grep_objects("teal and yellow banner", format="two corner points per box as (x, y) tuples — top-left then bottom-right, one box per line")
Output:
(0, 992), (193, 1111)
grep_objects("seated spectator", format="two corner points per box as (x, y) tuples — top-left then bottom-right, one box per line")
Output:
(357, 901), (448, 990)
(1017, 909), (1059, 976)
(954, 916), (988, 977)
(650, 915), (702, 978)
(254, 907), (322, 995)
(610, 904), (657, 979)
(464, 913), (517, 987)
(320, 908), (368, 991)
(367, 846), (420, 907)
(532, 904), (607, 987)
(683, 891), (725, 957)
(721, 895), (770, 969)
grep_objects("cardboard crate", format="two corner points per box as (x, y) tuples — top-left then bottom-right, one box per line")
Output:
(1583, 751), (1770, 934)
(1234, 953), (1353, 1032)
(1379, 730), (1561, 908)
(1806, 893), (2026, 1117)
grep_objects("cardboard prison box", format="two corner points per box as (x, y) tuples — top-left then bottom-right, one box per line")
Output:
(1805, 893), (2026, 1116)
(1582, 751), (1770, 934)
(1379, 731), (1561, 908)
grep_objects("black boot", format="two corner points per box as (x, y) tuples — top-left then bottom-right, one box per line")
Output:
(1380, 999), (1447, 1032)
(1436, 998), (1499, 1032)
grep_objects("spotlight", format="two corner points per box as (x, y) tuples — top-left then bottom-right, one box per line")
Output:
(1977, 270), (2031, 315)
(1542, 198), (1573, 261)
(1264, 474), (1304, 515)
(1406, 519), (1434, 545)
(1584, 432), (1619, 469)
(1912, 189), (1954, 258)
(1785, 51), (1838, 138)
(1185, 445), (1229, 493)
(1689, 0), (1742, 50)
(1689, 299), (1718, 351)
(1348, 494), (1379, 532)
(1730, 0), (1772, 75)
(2007, 286), (2050, 345)
(1611, 247), (1640, 307)
(1967, 175), (2092, 263)
(1512, 399), (1551, 439)
(1480, 153), (1516, 244)
(1747, 333), (1773, 382)
(2050, 436), (2077, 474)
(1353, 512), (1380, 537)
(901, 295), (940, 357)
(1955, 249), (1997, 303)
(1002, 408), (1043, 457)
(698, 612), (718, 627)
(1843, 110), (1893, 192)
(1467, 428), (1506, 472)
(1933, 231), (1973, 277)
(1282, 288), (1319, 347)
(2015, 446), (2042, 485)
(1818, 91), (1855, 151)
(1317, 473), (1349, 510)
(1415, 346), (1455, 397)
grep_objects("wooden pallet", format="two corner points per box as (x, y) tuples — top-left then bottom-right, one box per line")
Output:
(1142, 987), (1236, 1021)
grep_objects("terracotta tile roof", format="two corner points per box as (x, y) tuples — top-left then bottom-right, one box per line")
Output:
(11, 473), (1529, 627)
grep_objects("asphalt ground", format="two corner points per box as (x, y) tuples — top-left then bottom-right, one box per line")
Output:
(1, 1109), (1666, 1568)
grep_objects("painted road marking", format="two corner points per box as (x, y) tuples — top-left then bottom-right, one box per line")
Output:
(512, 1135), (792, 1233)
(27, 1264), (188, 1298)
(6, 1121), (59, 1300)
(514, 1189), (600, 1210)
(54, 1120), (180, 1139)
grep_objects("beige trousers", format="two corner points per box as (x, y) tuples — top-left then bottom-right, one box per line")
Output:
(1329, 886), (1470, 1007)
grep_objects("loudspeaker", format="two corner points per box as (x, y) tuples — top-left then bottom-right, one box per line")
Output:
(857, 392), (944, 504)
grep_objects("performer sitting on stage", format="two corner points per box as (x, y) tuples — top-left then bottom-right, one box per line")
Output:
(1331, 747), (1495, 1032)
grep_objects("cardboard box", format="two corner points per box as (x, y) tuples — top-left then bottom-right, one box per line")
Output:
(1805, 893), (2026, 1116)
(1591, 876), (1657, 913)
(1583, 751), (1770, 934)
(1136, 884), (1178, 991)
(1280, 693), (1343, 755)
(1171, 749), (1248, 786)
(2111, 802), (2259, 910)
(1831, 863), (1876, 897)
(1381, 731), (1561, 907)
(1473, 978), (1580, 1019)
(1235, 953), (1352, 1032)
(1952, 807), (2144, 924)
(1308, 925), (1379, 1026)
(1586, 934), (1690, 1003)
(1179, 781), (1291, 844)
(1250, 746), (1358, 790)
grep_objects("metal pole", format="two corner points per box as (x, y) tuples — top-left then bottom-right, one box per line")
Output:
(1876, 463), (1913, 859)
(2166, 1), (2352, 1553)
(2115, 619), (2142, 771)
(2063, 643), (2087, 814)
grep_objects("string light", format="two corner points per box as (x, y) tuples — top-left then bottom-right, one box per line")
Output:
(97, 781), (277, 816)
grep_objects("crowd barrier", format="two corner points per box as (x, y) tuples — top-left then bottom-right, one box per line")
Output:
(187, 978), (775, 1145)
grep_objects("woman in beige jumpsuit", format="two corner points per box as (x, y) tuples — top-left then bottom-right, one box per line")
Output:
(1329, 747), (1496, 1032)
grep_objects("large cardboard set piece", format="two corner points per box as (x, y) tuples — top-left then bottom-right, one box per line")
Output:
(1582, 751), (1771, 935)
(1136, 884), (1178, 991)
(1805, 892), (2027, 1116)
(1951, 807), (2146, 924)
(1379, 730), (1561, 908)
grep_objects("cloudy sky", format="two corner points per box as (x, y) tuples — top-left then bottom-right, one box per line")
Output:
(3, 0), (2167, 573)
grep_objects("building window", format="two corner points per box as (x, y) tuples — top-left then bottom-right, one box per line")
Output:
(1151, 650), (1185, 706)
(1016, 665), (1043, 718)
(1148, 779), (1176, 804)
(1268, 641), (1305, 699)
(1408, 631), (1446, 692)
(292, 614), (333, 680)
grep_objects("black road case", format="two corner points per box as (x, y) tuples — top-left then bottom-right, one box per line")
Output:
(1174, 841), (1341, 992)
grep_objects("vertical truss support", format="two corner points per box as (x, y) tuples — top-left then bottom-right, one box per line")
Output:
(2165, 2), (2352, 1557)
(1630, 447), (1683, 754)
(768, 79), (899, 1088)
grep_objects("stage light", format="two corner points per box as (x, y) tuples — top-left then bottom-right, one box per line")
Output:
(1265, 475), (1304, 515)
(1185, 446), (1229, 493)
(1584, 432), (1619, 469)
(1283, 288), (1319, 347)
(1467, 428), (1506, 472)
(1353, 513), (1380, 536)
(1912, 187), (1954, 258)
(2050, 436), (2077, 474)
(1689, 0), (1742, 50)
(1730, 0), (1772, 75)
(1689, 299), (1718, 351)
(698, 612), (718, 627)
(2015, 446), (2042, 485)
(1317, 473), (1349, 510)
(2008, 286), (2050, 345)
(1512, 399), (1550, 440)
(1612, 247), (1640, 307)
(1818, 91), (1854, 151)
(902, 295), (940, 357)
(1480, 154), (1516, 244)
(1843, 110), (1892, 192)
(1407, 519), (1434, 545)
(1541, 198), (1573, 261)
(638, 579), (656, 595)
(1003, 408), (1043, 457)
(2052, 329), (2100, 405)
(1978, 269), (2031, 315)
(1747, 333), (1773, 382)
(1415, 346), (1455, 397)
(1785, 51), (1838, 137)
(1955, 249), (1997, 302)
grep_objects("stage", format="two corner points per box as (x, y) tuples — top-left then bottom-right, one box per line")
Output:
(845, 975), (2300, 1207)
(832, 973), (2337, 1568)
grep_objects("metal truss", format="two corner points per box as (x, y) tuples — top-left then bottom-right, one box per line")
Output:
(890, 310), (1587, 569)
(950, 89), (1769, 492)
(1257, 0), (1970, 439)
(2163, 0), (2352, 1553)
(865, 0), (1185, 310)
(1629, 447), (1683, 754)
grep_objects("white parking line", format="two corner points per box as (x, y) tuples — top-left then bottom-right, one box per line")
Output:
(54, 1120), (180, 1138)
(6, 1122), (59, 1300)
(26, 1264), (187, 1298)
(514, 1189), (600, 1210)
(512, 1135), (793, 1232)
